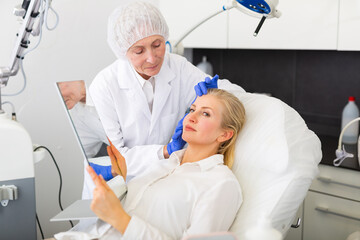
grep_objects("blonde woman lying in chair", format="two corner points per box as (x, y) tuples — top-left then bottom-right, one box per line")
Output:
(55, 89), (246, 240)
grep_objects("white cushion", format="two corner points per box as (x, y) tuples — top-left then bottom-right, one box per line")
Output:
(228, 92), (322, 238)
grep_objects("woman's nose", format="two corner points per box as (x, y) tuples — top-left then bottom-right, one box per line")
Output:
(188, 112), (197, 123)
(146, 50), (156, 63)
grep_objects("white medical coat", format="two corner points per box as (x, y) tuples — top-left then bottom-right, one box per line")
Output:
(89, 52), (244, 177)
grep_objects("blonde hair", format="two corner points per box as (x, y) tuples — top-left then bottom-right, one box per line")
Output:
(207, 88), (246, 169)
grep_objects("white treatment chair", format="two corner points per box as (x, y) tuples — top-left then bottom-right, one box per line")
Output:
(228, 91), (322, 239)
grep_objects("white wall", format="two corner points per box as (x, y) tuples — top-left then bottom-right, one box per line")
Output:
(0, 0), (157, 238)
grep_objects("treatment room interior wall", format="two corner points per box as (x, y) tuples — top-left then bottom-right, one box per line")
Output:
(193, 49), (360, 138)
(0, 0), (157, 238)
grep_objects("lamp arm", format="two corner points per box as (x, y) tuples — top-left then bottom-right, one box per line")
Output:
(173, 4), (236, 49)
(337, 117), (360, 150)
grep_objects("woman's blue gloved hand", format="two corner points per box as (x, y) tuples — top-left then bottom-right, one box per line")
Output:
(89, 162), (113, 181)
(194, 74), (219, 97)
(167, 114), (188, 156)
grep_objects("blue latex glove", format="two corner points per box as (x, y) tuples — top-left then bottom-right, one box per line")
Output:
(194, 74), (219, 97)
(89, 162), (113, 181)
(167, 114), (188, 156)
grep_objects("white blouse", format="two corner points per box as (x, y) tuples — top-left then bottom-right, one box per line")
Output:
(56, 150), (242, 240)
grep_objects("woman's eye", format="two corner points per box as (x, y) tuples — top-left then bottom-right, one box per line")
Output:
(189, 108), (195, 113)
(153, 44), (161, 48)
(132, 48), (143, 55)
(202, 112), (210, 117)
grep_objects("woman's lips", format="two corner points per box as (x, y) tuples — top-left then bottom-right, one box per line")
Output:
(185, 125), (196, 132)
(146, 64), (158, 70)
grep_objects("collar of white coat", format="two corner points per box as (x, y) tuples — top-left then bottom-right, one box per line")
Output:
(118, 52), (175, 89)
(170, 149), (225, 172)
(134, 70), (155, 90)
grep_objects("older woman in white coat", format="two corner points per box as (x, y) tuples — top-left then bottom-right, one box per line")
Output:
(87, 1), (244, 187)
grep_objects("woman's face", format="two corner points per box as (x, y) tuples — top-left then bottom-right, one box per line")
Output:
(126, 35), (166, 80)
(182, 94), (230, 146)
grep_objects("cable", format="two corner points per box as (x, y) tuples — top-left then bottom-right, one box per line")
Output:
(1, 101), (17, 120)
(45, 0), (59, 31)
(33, 146), (74, 228)
(36, 213), (45, 239)
(2, 58), (27, 97)
(1, 101), (15, 113)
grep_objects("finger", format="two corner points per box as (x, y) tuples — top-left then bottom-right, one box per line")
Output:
(87, 165), (98, 182)
(107, 145), (114, 159)
(172, 128), (182, 139)
(111, 144), (124, 162)
(175, 124), (182, 131)
(211, 74), (219, 82)
(107, 146), (117, 167)
(199, 82), (207, 95)
(108, 146), (123, 176)
(110, 141), (119, 155)
(99, 175), (112, 190)
(213, 74), (219, 81)
(175, 125), (182, 133)
(204, 76), (211, 84)
(114, 157), (124, 177)
(107, 136), (112, 145)
(87, 166), (105, 188)
(172, 132), (181, 141)
(110, 153), (122, 176)
(111, 166), (118, 177)
(194, 84), (202, 96)
(107, 146), (121, 174)
(108, 145), (121, 166)
(107, 137), (117, 153)
(175, 119), (184, 131)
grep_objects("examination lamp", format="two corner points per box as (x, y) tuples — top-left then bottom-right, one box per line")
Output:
(168, 0), (281, 54)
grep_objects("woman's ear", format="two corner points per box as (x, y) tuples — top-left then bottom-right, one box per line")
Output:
(217, 129), (234, 143)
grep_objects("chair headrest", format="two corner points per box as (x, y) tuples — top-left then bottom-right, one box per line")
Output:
(229, 92), (322, 238)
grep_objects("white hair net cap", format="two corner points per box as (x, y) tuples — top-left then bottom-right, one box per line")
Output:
(108, 1), (169, 58)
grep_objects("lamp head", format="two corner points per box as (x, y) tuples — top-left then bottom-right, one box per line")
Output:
(235, 0), (281, 18)
(168, 0), (282, 54)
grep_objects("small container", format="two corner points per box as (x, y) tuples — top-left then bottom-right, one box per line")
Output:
(196, 56), (213, 76)
(341, 96), (359, 144)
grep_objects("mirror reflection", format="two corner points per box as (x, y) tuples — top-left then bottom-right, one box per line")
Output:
(58, 80), (108, 158)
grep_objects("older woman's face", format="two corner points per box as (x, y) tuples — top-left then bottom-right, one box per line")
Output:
(126, 35), (166, 80)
